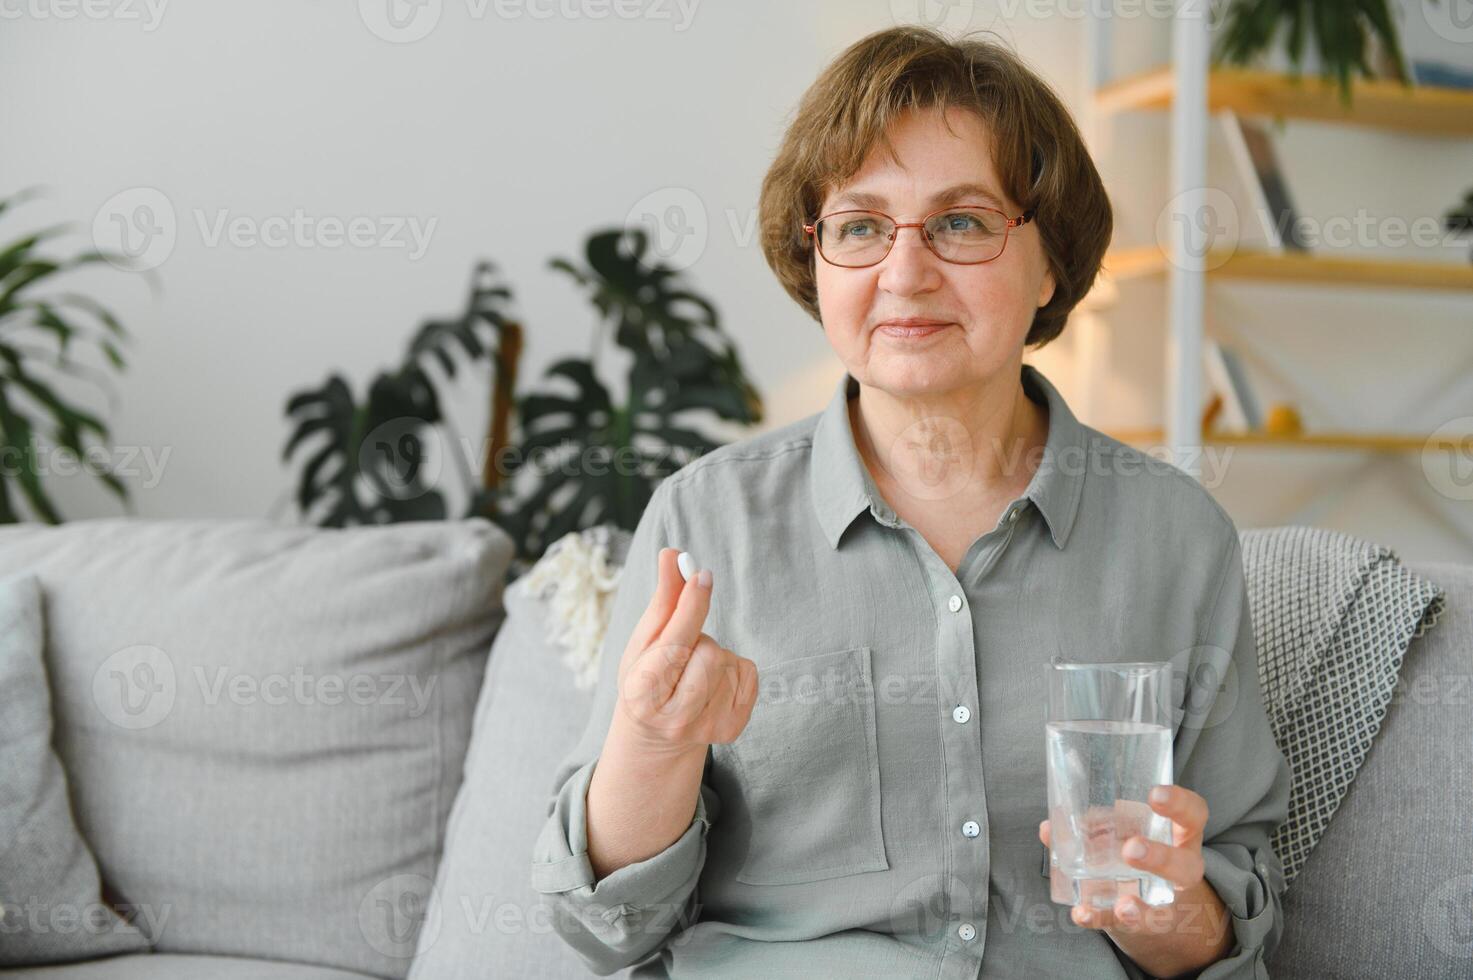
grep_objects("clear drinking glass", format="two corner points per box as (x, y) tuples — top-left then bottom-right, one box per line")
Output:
(1045, 659), (1176, 909)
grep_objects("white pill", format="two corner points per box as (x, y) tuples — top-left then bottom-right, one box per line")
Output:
(677, 551), (696, 582)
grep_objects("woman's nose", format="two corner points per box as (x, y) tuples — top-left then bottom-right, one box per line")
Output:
(876, 225), (943, 296)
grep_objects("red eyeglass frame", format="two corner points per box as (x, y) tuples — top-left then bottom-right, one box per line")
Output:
(802, 204), (1038, 267)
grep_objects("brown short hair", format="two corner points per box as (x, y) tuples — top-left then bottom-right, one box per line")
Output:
(758, 26), (1113, 349)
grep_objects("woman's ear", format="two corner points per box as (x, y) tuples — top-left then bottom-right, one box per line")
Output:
(1037, 267), (1056, 309)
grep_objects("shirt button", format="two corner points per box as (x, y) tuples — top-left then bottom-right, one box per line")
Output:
(952, 705), (971, 724)
(958, 922), (976, 942)
(962, 820), (980, 838)
(947, 594), (963, 613)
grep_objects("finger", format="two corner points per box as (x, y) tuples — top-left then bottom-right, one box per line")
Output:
(1148, 785), (1209, 843)
(715, 657), (759, 743)
(656, 559), (713, 651)
(1108, 893), (1150, 934)
(628, 548), (683, 653)
(1121, 835), (1204, 890)
(662, 634), (724, 719)
(1037, 820), (1051, 848)
(1070, 901), (1115, 931)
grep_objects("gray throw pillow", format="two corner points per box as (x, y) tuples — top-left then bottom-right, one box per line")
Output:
(0, 571), (152, 966)
(409, 527), (635, 980)
(0, 517), (514, 979)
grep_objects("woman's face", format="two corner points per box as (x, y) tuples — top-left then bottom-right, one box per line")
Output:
(813, 105), (1055, 398)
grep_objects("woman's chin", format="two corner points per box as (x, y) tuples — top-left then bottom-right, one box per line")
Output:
(863, 359), (969, 399)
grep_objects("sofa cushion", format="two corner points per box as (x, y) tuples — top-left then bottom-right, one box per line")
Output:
(1270, 558), (1471, 978)
(2, 953), (378, 979)
(0, 518), (513, 979)
(409, 528), (634, 980)
(0, 571), (152, 966)
(1241, 525), (1445, 882)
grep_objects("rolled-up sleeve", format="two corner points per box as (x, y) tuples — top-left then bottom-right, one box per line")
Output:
(529, 477), (719, 976)
(1162, 526), (1292, 980)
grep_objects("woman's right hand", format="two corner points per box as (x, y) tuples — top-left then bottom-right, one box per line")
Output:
(610, 547), (759, 758)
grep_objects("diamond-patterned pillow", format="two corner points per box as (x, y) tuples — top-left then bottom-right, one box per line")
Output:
(1240, 526), (1445, 884)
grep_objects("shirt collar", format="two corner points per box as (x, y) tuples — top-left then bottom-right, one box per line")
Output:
(808, 363), (1087, 551)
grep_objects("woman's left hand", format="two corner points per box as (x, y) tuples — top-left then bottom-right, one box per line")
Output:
(1036, 778), (1207, 931)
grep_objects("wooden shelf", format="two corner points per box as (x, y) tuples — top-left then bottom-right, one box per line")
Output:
(1097, 66), (1473, 137)
(1103, 245), (1473, 293)
(1107, 428), (1471, 454)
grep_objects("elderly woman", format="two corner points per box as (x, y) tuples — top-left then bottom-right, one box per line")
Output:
(532, 25), (1290, 980)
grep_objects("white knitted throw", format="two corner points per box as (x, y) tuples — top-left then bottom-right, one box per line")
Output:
(517, 526), (628, 690)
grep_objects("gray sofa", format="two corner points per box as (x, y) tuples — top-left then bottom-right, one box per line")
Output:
(1, 517), (1468, 978)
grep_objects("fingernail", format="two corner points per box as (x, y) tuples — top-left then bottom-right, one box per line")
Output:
(697, 568), (712, 589)
(1123, 839), (1147, 859)
(1149, 786), (1169, 805)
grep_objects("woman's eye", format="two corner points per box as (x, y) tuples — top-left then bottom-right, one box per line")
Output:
(944, 213), (983, 232)
(841, 221), (876, 237)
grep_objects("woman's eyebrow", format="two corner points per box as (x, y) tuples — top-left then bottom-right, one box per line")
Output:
(829, 183), (1006, 211)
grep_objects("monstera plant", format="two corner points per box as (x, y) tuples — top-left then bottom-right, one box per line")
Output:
(485, 229), (762, 564)
(284, 227), (762, 571)
(283, 262), (520, 526)
(0, 190), (133, 523)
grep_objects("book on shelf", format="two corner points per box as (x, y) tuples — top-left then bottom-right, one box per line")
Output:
(1410, 59), (1473, 91)
(1203, 340), (1262, 433)
(1218, 110), (1310, 253)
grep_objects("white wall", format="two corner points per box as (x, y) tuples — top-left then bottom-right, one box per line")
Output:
(3, 0), (1469, 562)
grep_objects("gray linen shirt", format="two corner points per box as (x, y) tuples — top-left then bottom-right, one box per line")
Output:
(531, 363), (1292, 979)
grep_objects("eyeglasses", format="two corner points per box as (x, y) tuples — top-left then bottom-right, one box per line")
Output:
(802, 204), (1037, 268)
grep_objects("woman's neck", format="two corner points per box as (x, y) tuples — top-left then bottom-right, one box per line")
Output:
(848, 366), (1048, 507)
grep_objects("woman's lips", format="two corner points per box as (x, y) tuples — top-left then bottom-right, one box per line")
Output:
(876, 321), (953, 339)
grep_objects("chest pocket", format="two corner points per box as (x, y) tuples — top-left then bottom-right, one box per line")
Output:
(716, 645), (888, 886)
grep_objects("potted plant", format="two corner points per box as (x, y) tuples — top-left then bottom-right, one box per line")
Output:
(283, 227), (762, 572)
(0, 189), (135, 522)
(1211, 0), (1439, 104)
